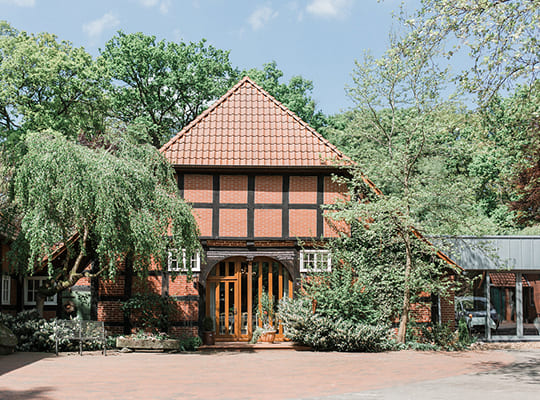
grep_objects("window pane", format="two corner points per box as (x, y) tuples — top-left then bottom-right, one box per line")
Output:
(523, 273), (540, 336)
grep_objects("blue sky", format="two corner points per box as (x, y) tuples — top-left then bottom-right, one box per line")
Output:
(0, 0), (420, 115)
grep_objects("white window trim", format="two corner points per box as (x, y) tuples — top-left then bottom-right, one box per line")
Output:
(24, 277), (57, 306)
(168, 249), (201, 273)
(1, 274), (10, 305)
(299, 250), (332, 273)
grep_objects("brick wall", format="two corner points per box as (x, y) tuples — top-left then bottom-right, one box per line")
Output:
(97, 269), (200, 336)
(254, 209), (282, 237)
(168, 275), (198, 296)
(192, 208), (213, 237)
(181, 172), (351, 240)
(219, 209), (247, 237)
(184, 174), (213, 203)
(289, 176), (317, 204)
(220, 175), (247, 203)
(289, 209), (317, 237)
(255, 175), (282, 203)
(440, 292), (456, 328)
(98, 301), (123, 322)
(323, 176), (348, 204)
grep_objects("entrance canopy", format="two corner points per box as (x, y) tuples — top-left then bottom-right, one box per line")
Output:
(442, 236), (540, 271)
(443, 236), (540, 341)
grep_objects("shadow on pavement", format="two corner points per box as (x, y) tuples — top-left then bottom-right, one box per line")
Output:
(0, 386), (54, 400)
(476, 354), (540, 385)
(0, 353), (53, 376)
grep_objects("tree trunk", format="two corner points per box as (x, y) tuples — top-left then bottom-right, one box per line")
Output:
(397, 233), (413, 343)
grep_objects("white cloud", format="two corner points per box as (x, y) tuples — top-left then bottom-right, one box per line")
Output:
(139, 0), (171, 15)
(0, 0), (35, 6)
(159, 0), (171, 14)
(82, 12), (120, 40)
(248, 6), (278, 30)
(306, 0), (352, 18)
(139, 0), (159, 6)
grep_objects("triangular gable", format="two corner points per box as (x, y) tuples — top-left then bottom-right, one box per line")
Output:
(160, 76), (348, 168)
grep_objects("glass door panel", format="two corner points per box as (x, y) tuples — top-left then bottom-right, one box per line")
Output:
(489, 272), (517, 337)
(207, 258), (293, 341)
(522, 273), (540, 337)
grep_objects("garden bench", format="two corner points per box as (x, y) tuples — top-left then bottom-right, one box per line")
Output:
(54, 320), (106, 356)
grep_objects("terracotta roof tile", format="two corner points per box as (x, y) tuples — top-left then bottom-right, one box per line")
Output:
(160, 76), (348, 168)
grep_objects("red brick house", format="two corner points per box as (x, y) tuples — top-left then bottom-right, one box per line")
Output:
(156, 76), (350, 340)
(1, 77), (456, 340)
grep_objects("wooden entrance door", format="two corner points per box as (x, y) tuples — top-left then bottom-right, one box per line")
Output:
(206, 257), (293, 341)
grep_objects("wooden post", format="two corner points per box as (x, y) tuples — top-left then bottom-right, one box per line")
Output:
(247, 260), (253, 337)
(224, 281), (229, 335)
(278, 265), (283, 335)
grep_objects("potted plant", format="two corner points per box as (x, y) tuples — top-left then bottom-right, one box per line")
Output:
(253, 290), (277, 343)
(201, 316), (215, 345)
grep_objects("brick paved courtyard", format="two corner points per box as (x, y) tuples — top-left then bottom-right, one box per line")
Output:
(0, 349), (537, 399)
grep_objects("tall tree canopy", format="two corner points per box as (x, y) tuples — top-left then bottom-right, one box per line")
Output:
(326, 29), (480, 342)
(245, 61), (327, 132)
(2, 129), (200, 314)
(101, 31), (237, 147)
(0, 21), (107, 145)
(406, 0), (539, 102)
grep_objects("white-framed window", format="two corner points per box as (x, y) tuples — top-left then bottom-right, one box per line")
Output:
(300, 250), (332, 273)
(24, 277), (57, 306)
(168, 249), (201, 272)
(1, 274), (10, 305)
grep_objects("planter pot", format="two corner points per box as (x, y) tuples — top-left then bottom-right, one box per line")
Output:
(116, 337), (180, 351)
(202, 331), (215, 345)
(259, 330), (277, 343)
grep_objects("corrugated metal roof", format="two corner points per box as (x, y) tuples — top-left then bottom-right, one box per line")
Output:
(441, 236), (540, 271)
(160, 76), (349, 168)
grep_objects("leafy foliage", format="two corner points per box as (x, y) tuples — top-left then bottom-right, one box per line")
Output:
(277, 261), (395, 351)
(404, 320), (469, 351)
(3, 129), (200, 310)
(256, 289), (275, 330)
(0, 21), (107, 145)
(0, 311), (108, 352)
(101, 31), (236, 147)
(121, 293), (178, 333)
(405, 0), (539, 103)
(278, 298), (393, 352)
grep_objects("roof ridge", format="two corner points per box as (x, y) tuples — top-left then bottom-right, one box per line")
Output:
(160, 77), (252, 153)
(243, 78), (349, 162)
(160, 76), (348, 163)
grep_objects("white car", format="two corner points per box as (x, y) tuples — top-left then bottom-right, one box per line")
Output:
(455, 296), (499, 330)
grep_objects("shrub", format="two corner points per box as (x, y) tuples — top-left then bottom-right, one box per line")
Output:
(405, 320), (472, 351)
(278, 298), (394, 352)
(0, 311), (109, 353)
(178, 335), (202, 351)
(121, 293), (178, 333)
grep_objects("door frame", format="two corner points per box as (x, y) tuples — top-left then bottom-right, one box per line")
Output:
(205, 257), (293, 341)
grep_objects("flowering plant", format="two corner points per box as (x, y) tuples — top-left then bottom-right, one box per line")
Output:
(256, 290), (275, 330)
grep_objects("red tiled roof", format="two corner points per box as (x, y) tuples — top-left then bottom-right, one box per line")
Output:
(160, 77), (348, 168)
(490, 272), (530, 287)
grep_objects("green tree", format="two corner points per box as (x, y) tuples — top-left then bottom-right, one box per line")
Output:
(464, 82), (540, 230)
(101, 31), (237, 148)
(328, 29), (481, 342)
(2, 129), (200, 315)
(0, 21), (108, 145)
(244, 61), (327, 131)
(406, 0), (539, 103)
